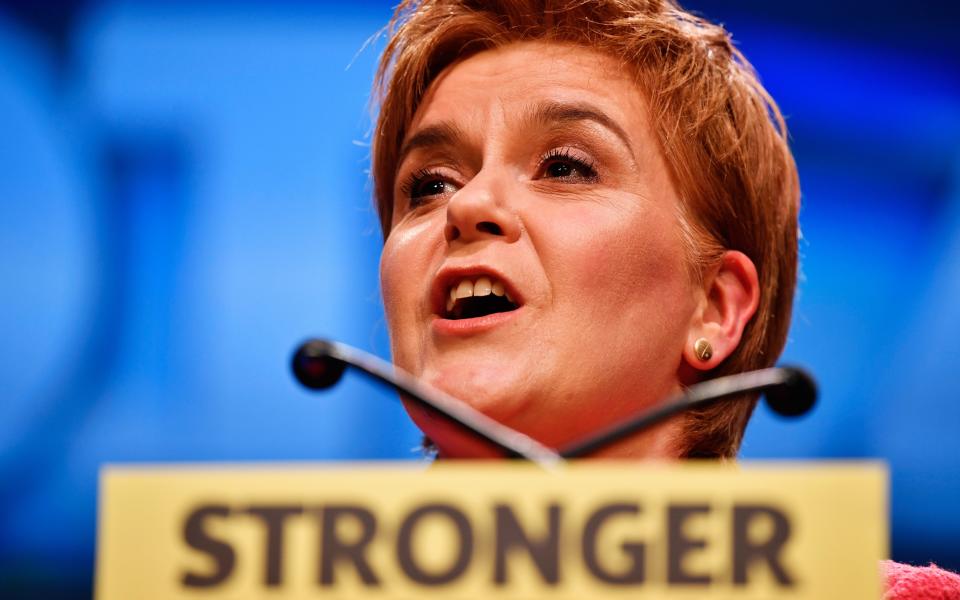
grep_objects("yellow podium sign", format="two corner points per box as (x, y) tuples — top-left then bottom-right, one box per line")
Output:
(96, 462), (886, 599)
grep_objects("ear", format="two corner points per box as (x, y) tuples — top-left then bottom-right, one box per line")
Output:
(683, 250), (760, 371)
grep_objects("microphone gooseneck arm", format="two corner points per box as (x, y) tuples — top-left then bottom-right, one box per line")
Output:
(291, 339), (563, 468)
(558, 367), (816, 458)
(293, 338), (815, 464)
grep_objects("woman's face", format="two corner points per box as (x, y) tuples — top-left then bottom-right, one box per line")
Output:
(380, 42), (702, 456)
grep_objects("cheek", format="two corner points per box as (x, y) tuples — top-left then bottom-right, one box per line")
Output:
(378, 244), (402, 322)
(380, 233), (418, 324)
(379, 219), (443, 346)
(547, 203), (690, 307)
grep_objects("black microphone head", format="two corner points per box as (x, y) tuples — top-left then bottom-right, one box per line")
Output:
(764, 367), (817, 417)
(292, 339), (347, 390)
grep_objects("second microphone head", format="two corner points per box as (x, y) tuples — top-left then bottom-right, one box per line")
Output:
(765, 367), (817, 418)
(292, 339), (347, 390)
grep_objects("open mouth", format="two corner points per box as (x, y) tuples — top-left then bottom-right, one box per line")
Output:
(444, 276), (520, 320)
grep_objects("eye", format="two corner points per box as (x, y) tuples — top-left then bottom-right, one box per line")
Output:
(538, 147), (598, 183)
(400, 168), (459, 208)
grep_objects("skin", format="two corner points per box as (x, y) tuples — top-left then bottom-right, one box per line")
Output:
(379, 42), (759, 458)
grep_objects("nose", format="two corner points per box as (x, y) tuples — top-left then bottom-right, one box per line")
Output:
(443, 171), (521, 244)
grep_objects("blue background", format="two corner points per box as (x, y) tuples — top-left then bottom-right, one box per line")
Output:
(1, 1), (958, 597)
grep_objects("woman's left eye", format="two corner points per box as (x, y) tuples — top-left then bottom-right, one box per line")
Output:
(538, 148), (598, 182)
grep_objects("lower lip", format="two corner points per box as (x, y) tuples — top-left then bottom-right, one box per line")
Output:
(431, 307), (523, 336)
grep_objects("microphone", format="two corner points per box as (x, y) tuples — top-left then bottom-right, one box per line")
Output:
(558, 367), (816, 458)
(291, 339), (563, 467)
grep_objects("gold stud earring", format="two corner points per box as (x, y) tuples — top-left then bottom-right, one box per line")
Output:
(694, 338), (713, 362)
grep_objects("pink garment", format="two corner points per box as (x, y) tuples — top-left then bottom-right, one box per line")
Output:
(882, 560), (960, 599)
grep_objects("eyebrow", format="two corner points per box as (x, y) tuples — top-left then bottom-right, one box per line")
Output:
(396, 121), (466, 170)
(395, 100), (634, 170)
(526, 100), (635, 155)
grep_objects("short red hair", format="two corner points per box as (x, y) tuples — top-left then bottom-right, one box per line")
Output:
(371, 0), (800, 458)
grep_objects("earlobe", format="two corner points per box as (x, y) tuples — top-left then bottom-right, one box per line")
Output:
(684, 250), (760, 371)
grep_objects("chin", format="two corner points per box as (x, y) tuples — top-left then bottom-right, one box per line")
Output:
(422, 360), (531, 424)
(398, 356), (539, 455)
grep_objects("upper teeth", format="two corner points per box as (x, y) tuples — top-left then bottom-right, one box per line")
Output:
(446, 276), (512, 312)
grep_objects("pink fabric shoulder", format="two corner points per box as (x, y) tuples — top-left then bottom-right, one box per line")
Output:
(882, 560), (960, 599)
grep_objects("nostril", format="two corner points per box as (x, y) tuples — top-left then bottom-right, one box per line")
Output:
(445, 223), (461, 241)
(477, 221), (503, 236)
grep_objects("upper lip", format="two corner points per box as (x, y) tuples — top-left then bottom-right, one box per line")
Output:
(431, 264), (524, 318)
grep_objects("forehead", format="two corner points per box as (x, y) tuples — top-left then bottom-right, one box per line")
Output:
(408, 41), (651, 137)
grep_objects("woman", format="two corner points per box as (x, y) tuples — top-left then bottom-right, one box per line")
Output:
(374, 0), (796, 460)
(367, 2), (960, 595)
